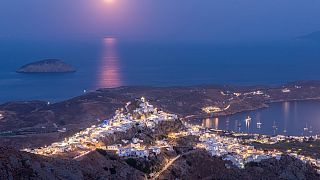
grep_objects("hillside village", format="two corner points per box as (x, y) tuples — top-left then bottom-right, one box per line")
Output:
(23, 97), (320, 175)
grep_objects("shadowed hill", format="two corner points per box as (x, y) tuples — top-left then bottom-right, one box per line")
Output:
(0, 147), (145, 180)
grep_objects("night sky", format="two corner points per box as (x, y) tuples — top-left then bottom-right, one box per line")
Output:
(0, 0), (320, 42)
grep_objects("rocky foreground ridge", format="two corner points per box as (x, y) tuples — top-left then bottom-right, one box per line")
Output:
(0, 147), (145, 180)
(0, 147), (319, 180)
(160, 150), (320, 180)
(16, 59), (76, 73)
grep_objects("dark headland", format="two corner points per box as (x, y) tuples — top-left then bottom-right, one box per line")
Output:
(16, 59), (76, 73)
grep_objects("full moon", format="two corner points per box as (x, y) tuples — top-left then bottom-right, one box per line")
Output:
(104, 0), (115, 4)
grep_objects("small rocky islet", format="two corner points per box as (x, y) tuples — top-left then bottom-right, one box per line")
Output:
(16, 59), (76, 73)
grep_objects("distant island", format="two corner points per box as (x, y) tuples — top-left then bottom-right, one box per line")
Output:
(16, 59), (76, 73)
(297, 31), (320, 41)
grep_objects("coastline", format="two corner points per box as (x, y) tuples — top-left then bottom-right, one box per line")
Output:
(269, 97), (320, 103)
(1, 80), (320, 148)
(188, 97), (320, 120)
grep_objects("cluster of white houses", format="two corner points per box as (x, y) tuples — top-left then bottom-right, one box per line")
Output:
(241, 133), (320, 173)
(220, 89), (269, 98)
(0, 112), (4, 120)
(202, 105), (231, 113)
(221, 85), (302, 99)
(197, 132), (282, 169)
(23, 97), (177, 158)
(22, 97), (319, 173)
(175, 123), (282, 169)
(172, 123), (320, 172)
(105, 139), (171, 158)
(238, 133), (320, 145)
(199, 130), (319, 172)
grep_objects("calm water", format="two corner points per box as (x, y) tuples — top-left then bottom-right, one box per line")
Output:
(0, 38), (320, 103)
(1, 38), (320, 135)
(191, 101), (320, 136)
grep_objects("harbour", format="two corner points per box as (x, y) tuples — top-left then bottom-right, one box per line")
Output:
(195, 100), (320, 136)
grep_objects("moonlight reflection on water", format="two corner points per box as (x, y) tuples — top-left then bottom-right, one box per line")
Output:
(97, 37), (123, 88)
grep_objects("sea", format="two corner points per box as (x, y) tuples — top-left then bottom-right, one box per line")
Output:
(1, 38), (320, 135)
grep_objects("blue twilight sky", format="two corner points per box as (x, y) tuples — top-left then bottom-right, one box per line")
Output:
(0, 0), (320, 42)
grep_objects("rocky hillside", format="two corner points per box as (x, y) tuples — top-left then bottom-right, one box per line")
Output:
(2, 147), (318, 180)
(0, 147), (145, 180)
(159, 150), (320, 180)
(16, 59), (76, 73)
